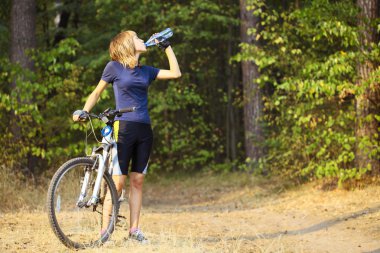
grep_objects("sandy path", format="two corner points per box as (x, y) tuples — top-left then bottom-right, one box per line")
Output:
(0, 176), (379, 253)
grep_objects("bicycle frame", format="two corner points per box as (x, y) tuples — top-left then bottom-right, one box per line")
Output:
(72, 107), (135, 209)
(76, 124), (121, 208)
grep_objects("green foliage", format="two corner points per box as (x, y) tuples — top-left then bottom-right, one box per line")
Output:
(149, 76), (215, 172)
(74, 0), (242, 172)
(235, 0), (379, 183)
(2, 0), (378, 183)
(0, 39), (84, 171)
(1, 0), (242, 174)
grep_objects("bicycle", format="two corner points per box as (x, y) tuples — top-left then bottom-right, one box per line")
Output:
(46, 107), (135, 249)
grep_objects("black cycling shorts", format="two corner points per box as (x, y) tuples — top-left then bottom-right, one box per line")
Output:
(114, 120), (153, 175)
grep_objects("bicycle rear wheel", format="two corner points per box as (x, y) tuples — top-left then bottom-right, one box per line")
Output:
(46, 157), (119, 249)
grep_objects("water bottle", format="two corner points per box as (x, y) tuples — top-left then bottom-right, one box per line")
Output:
(144, 28), (173, 47)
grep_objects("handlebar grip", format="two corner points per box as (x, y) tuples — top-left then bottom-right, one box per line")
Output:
(73, 110), (88, 120)
(119, 107), (136, 113)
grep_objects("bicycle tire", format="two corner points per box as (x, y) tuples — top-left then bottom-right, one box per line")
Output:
(46, 157), (119, 249)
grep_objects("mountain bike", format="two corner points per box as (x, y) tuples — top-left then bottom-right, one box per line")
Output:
(46, 107), (135, 249)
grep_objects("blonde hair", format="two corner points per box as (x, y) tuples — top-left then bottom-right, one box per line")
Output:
(109, 31), (137, 68)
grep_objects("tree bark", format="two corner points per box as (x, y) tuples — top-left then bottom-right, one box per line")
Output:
(42, 1), (51, 48)
(226, 25), (237, 168)
(10, 0), (37, 173)
(355, 0), (380, 174)
(295, 0), (300, 9)
(10, 0), (36, 136)
(53, 0), (71, 45)
(239, 0), (265, 169)
(10, 0), (36, 72)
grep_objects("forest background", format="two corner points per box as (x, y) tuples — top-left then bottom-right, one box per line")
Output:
(0, 0), (379, 189)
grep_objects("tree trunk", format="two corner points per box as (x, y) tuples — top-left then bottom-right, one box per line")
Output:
(10, 0), (36, 136)
(53, 0), (71, 45)
(295, 0), (300, 9)
(10, 0), (37, 173)
(42, 1), (51, 48)
(355, 0), (380, 174)
(239, 0), (265, 169)
(226, 25), (237, 169)
(10, 0), (36, 72)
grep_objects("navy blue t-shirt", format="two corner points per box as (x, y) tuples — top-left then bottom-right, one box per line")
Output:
(101, 61), (159, 124)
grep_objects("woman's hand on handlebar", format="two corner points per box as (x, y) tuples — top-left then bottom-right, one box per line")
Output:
(72, 110), (88, 122)
(73, 115), (80, 122)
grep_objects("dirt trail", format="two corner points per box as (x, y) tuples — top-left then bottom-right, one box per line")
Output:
(0, 175), (379, 253)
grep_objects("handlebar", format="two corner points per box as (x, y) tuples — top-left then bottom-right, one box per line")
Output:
(73, 107), (136, 123)
(119, 107), (136, 113)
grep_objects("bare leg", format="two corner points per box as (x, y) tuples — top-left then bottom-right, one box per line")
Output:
(129, 172), (144, 230)
(101, 175), (126, 232)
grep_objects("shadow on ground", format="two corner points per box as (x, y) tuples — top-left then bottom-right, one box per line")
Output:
(200, 204), (380, 242)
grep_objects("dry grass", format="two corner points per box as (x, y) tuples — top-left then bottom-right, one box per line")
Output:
(0, 165), (50, 212)
(1, 169), (380, 252)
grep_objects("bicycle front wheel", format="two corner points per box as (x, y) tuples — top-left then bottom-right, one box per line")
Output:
(46, 157), (119, 249)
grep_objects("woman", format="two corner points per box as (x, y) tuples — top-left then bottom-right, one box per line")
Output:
(73, 30), (181, 243)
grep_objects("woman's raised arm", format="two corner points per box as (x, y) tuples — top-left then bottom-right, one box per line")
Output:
(156, 46), (181, 80)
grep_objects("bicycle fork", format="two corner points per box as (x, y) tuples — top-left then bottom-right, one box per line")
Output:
(76, 139), (118, 208)
(76, 153), (106, 208)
